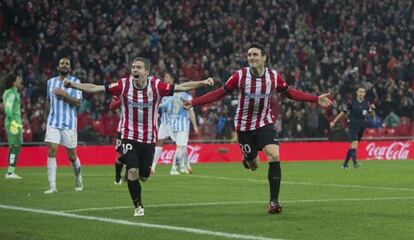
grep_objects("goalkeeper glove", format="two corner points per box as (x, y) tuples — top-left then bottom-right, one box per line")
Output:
(10, 120), (23, 135)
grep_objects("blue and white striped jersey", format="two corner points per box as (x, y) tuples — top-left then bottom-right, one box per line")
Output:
(159, 96), (173, 126)
(46, 75), (82, 130)
(167, 92), (192, 132)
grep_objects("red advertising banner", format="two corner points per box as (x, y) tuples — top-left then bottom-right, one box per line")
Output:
(0, 141), (413, 167)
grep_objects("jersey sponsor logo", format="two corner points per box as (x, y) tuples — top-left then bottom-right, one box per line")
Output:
(127, 99), (153, 109)
(245, 92), (271, 99)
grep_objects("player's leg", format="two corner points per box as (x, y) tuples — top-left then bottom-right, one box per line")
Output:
(5, 126), (22, 179)
(257, 124), (282, 214)
(44, 127), (60, 193)
(151, 139), (164, 175)
(351, 130), (364, 168)
(62, 129), (83, 191)
(263, 144), (282, 214)
(237, 130), (259, 171)
(344, 129), (358, 169)
(114, 133), (123, 184)
(170, 143), (181, 175)
(177, 131), (190, 174)
(122, 140), (144, 216)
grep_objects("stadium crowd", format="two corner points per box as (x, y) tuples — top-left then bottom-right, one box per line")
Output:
(1, 0), (413, 143)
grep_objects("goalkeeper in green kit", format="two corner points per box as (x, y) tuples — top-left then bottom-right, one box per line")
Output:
(2, 73), (23, 179)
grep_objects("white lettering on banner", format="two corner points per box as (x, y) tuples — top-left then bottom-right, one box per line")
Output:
(159, 145), (202, 164)
(366, 142), (411, 160)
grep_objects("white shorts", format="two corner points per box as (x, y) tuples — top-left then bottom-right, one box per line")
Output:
(158, 124), (175, 141)
(172, 131), (189, 146)
(45, 126), (78, 148)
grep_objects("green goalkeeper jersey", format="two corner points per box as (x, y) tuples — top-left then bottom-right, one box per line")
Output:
(2, 87), (22, 127)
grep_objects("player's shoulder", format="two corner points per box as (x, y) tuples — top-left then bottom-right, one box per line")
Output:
(68, 75), (81, 83)
(47, 76), (58, 82)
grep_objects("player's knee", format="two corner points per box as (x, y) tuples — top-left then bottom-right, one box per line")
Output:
(48, 148), (57, 157)
(267, 153), (280, 163)
(127, 168), (139, 181)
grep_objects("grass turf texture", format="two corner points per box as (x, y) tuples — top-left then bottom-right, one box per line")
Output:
(1, 160), (413, 240)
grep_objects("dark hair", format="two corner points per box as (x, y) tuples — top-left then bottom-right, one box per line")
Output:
(133, 57), (151, 71)
(248, 42), (266, 56)
(4, 73), (18, 90)
(356, 85), (366, 91)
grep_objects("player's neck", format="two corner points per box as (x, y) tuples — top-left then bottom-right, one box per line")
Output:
(250, 67), (265, 78)
(357, 97), (363, 102)
(133, 77), (148, 89)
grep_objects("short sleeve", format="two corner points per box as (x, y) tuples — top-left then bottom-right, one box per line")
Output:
(223, 72), (239, 93)
(275, 73), (288, 92)
(105, 79), (123, 96)
(158, 81), (174, 97)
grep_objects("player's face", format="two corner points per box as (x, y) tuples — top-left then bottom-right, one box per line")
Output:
(131, 61), (149, 80)
(247, 48), (266, 70)
(356, 88), (366, 100)
(163, 73), (174, 84)
(57, 58), (71, 75)
(14, 76), (22, 89)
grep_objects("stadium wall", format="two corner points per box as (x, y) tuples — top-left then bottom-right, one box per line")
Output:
(0, 141), (413, 167)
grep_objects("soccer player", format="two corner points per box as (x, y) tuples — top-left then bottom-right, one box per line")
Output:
(64, 57), (213, 216)
(330, 86), (375, 169)
(183, 42), (332, 214)
(108, 96), (124, 184)
(44, 57), (84, 194)
(2, 73), (23, 179)
(167, 91), (198, 175)
(150, 72), (175, 175)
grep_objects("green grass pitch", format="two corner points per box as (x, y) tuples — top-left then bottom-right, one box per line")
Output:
(1, 160), (413, 240)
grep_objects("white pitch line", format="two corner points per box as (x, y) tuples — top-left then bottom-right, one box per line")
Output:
(190, 175), (414, 192)
(0, 204), (280, 240)
(62, 196), (414, 213)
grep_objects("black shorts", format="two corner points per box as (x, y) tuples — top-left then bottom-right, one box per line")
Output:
(348, 128), (365, 142)
(237, 124), (279, 161)
(115, 132), (122, 153)
(119, 139), (155, 178)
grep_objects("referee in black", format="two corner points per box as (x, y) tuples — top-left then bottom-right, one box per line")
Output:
(330, 86), (375, 169)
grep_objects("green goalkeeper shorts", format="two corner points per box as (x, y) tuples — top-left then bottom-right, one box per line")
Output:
(5, 125), (23, 146)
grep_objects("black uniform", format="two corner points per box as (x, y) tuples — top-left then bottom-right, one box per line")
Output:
(342, 98), (371, 142)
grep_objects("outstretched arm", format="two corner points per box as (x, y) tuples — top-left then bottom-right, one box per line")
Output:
(175, 77), (214, 91)
(283, 88), (332, 107)
(182, 87), (227, 109)
(64, 79), (105, 94)
(330, 111), (345, 128)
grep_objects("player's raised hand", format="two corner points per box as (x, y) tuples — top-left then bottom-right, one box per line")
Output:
(53, 88), (67, 98)
(63, 79), (72, 88)
(370, 104), (376, 110)
(182, 99), (193, 110)
(317, 92), (332, 107)
(203, 77), (214, 86)
(329, 121), (336, 129)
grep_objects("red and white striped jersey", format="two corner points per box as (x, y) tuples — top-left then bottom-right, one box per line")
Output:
(106, 76), (174, 143)
(223, 67), (288, 131)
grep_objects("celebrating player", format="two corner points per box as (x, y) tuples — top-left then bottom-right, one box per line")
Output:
(330, 86), (375, 169)
(64, 57), (213, 216)
(183, 42), (332, 214)
(44, 57), (83, 194)
(2, 73), (23, 179)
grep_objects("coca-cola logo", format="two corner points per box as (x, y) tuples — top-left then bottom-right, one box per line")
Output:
(160, 145), (201, 163)
(366, 142), (411, 160)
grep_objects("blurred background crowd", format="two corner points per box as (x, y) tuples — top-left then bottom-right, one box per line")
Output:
(1, 0), (413, 144)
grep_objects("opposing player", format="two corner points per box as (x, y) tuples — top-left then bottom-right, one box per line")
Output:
(183, 42), (332, 214)
(64, 57), (213, 216)
(330, 86), (375, 169)
(168, 91), (198, 175)
(150, 72), (175, 175)
(2, 73), (23, 179)
(44, 57), (83, 194)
